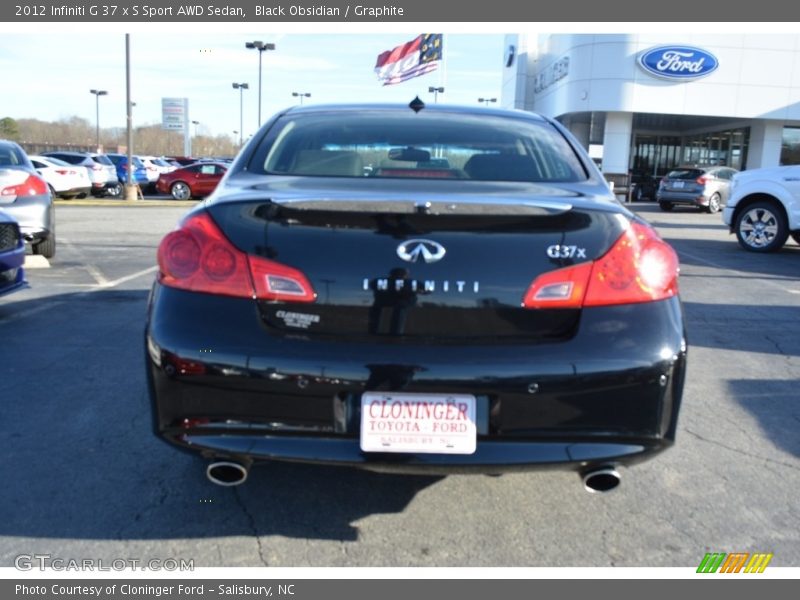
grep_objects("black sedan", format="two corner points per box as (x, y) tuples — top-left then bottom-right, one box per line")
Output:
(146, 103), (686, 493)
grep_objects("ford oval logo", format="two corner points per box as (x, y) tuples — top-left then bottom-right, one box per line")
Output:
(638, 46), (719, 80)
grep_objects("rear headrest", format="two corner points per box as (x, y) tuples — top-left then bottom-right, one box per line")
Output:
(291, 150), (363, 177)
(463, 154), (540, 182)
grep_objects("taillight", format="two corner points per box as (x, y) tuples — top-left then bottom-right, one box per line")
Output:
(92, 165), (103, 171)
(696, 176), (708, 185)
(523, 222), (679, 309)
(55, 169), (76, 176)
(0, 172), (49, 198)
(157, 212), (317, 303)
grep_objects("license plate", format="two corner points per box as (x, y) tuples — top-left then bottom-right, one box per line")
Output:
(672, 181), (685, 189)
(360, 392), (477, 455)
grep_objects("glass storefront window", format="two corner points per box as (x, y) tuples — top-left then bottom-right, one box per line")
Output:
(632, 127), (749, 174)
(780, 127), (800, 165)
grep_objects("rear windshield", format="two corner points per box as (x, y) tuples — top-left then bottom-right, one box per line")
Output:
(44, 157), (71, 167)
(256, 111), (587, 183)
(666, 169), (705, 180)
(92, 155), (113, 166)
(0, 143), (30, 167)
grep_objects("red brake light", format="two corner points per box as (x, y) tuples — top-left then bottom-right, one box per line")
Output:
(0, 173), (48, 198)
(696, 176), (708, 185)
(523, 223), (679, 309)
(157, 212), (317, 303)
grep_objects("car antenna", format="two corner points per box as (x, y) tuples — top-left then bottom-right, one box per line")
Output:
(409, 96), (425, 113)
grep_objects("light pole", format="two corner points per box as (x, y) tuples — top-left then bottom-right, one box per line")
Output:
(232, 83), (249, 146)
(478, 97), (497, 106)
(245, 40), (276, 128)
(428, 86), (444, 103)
(89, 89), (108, 151)
(292, 92), (311, 105)
(191, 120), (200, 156)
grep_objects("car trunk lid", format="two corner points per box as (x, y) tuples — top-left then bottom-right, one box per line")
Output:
(206, 193), (627, 342)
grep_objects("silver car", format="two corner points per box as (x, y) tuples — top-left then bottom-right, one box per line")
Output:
(657, 166), (738, 213)
(0, 140), (55, 258)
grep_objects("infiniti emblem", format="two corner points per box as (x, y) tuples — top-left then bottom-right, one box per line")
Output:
(396, 239), (446, 263)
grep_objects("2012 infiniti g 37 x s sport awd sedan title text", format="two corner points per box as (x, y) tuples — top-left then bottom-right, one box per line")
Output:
(145, 102), (687, 493)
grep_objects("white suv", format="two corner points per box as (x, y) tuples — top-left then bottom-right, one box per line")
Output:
(723, 166), (800, 252)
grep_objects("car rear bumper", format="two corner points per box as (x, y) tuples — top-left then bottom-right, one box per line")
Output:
(657, 191), (709, 206)
(146, 285), (687, 472)
(174, 433), (670, 474)
(0, 196), (53, 241)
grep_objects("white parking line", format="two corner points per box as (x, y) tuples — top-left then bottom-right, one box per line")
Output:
(1, 265), (159, 327)
(24, 255), (50, 269)
(60, 237), (111, 287)
(105, 265), (158, 288)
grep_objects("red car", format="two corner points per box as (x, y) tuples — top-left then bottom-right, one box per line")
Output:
(156, 162), (227, 200)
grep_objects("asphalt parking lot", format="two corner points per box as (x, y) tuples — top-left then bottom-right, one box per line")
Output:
(0, 201), (798, 568)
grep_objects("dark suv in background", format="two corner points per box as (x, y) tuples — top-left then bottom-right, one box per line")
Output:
(41, 151), (120, 198)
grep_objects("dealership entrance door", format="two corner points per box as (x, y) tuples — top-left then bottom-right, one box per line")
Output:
(629, 113), (750, 177)
(632, 128), (749, 177)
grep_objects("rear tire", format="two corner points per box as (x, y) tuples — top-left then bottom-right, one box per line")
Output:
(106, 183), (122, 199)
(659, 202), (673, 212)
(33, 234), (56, 259)
(171, 181), (191, 200)
(706, 193), (721, 214)
(734, 201), (788, 253)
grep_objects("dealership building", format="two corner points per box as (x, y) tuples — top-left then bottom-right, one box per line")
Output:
(501, 34), (800, 178)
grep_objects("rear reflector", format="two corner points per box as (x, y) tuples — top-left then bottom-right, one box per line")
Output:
(523, 222), (679, 309)
(157, 212), (317, 302)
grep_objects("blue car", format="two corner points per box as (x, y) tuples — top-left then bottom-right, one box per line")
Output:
(0, 209), (27, 297)
(106, 153), (149, 188)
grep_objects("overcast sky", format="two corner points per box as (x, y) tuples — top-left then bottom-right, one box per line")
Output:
(0, 33), (506, 140)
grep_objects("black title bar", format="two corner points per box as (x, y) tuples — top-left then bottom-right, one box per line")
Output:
(3, 0), (800, 22)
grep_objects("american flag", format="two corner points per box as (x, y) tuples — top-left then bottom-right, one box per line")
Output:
(374, 34), (443, 86)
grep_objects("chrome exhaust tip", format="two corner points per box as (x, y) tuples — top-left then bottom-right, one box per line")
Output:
(206, 461), (249, 486)
(581, 467), (621, 493)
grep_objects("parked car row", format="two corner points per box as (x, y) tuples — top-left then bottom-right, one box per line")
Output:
(40, 150), (119, 198)
(37, 150), (190, 196)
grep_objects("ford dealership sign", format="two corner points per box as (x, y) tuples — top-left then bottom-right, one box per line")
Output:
(638, 46), (719, 80)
